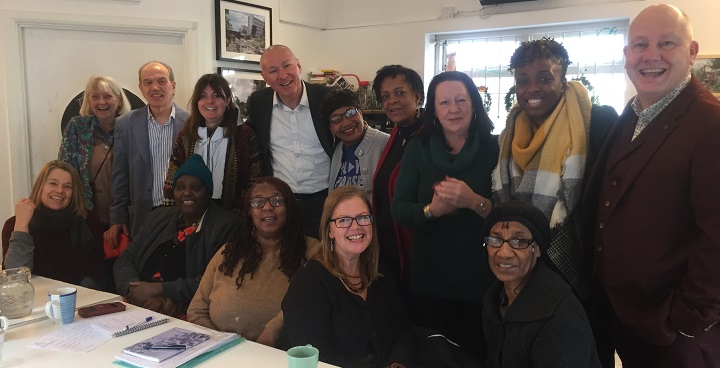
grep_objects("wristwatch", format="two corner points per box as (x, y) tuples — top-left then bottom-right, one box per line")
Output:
(423, 204), (433, 219)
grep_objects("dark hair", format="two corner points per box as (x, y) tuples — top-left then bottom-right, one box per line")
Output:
(218, 177), (307, 287)
(182, 73), (238, 140)
(422, 71), (494, 142)
(319, 88), (361, 125)
(372, 64), (425, 106)
(508, 38), (571, 78)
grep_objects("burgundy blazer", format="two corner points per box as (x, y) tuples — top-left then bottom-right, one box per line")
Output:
(590, 77), (720, 355)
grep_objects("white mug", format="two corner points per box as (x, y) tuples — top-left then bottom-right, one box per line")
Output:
(0, 314), (9, 362)
(45, 287), (77, 325)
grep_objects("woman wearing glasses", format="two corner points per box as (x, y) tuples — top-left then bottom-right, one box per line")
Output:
(322, 89), (389, 198)
(282, 186), (413, 367)
(187, 177), (319, 346)
(481, 200), (600, 367)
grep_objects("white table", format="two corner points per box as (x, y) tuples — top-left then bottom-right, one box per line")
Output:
(8, 276), (121, 329)
(2, 278), (337, 367)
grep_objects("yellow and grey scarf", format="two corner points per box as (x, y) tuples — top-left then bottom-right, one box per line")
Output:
(493, 81), (591, 227)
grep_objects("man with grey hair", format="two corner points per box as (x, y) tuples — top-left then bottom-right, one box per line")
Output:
(246, 45), (333, 239)
(106, 61), (189, 243)
(588, 4), (720, 366)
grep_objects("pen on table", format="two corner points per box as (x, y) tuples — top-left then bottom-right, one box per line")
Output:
(125, 317), (153, 330)
(143, 344), (187, 350)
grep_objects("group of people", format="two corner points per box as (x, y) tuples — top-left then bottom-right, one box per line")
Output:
(2, 3), (719, 367)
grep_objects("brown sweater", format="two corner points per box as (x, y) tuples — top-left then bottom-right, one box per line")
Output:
(187, 238), (320, 341)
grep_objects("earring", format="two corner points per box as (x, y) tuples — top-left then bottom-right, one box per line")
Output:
(415, 109), (421, 119)
(330, 238), (335, 252)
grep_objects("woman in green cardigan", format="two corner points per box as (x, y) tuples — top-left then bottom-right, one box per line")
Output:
(391, 71), (499, 359)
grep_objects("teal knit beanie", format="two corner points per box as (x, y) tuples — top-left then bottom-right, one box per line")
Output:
(173, 154), (213, 194)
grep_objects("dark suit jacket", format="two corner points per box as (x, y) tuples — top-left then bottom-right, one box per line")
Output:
(589, 77), (720, 361)
(109, 104), (188, 237)
(246, 82), (334, 176)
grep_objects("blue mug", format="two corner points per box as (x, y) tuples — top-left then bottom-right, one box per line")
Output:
(45, 287), (77, 325)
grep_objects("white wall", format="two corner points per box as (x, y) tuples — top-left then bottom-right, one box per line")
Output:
(0, 0), (324, 220)
(1, 0), (718, 221)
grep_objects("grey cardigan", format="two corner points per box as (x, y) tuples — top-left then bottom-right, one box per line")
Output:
(328, 126), (389, 198)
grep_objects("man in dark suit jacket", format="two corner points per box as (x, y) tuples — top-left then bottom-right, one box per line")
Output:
(590, 5), (720, 367)
(106, 61), (189, 243)
(246, 45), (333, 239)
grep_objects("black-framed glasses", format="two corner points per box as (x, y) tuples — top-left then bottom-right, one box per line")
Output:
(328, 214), (374, 228)
(484, 236), (535, 250)
(249, 195), (285, 209)
(329, 107), (359, 124)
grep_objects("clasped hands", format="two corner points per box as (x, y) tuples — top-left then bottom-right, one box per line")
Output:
(427, 176), (488, 218)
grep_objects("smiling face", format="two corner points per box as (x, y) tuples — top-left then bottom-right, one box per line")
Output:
(89, 87), (121, 126)
(379, 75), (421, 127)
(250, 182), (287, 239)
(40, 168), (73, 211)
(514, 58), (567, 126)
(261, 46), (303, 107)
(173, 175), (210, 222)
(329, 106), (365, 146)
(198, 85), (229, 128)
(624, 4), (698, 108)
(139, 62), (176, 113)
(434, 80), (473, 138)
(487, 221), (539, 293)
(329, 196), (372, 259)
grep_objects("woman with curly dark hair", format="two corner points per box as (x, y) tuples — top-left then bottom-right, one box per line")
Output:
(187, 176), (319, 346)
(493, 37), (618, 367)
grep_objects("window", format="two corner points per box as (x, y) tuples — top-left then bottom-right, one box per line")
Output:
(434, 21), (628, 133)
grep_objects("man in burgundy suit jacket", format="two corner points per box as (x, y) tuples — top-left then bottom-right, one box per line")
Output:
(591, 4), (720, 367)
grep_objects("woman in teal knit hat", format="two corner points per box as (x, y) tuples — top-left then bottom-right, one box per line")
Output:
(114, 154), (238, 316)
(392, 71), (499, 360)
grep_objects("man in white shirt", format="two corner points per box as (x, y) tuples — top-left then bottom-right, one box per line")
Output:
(106, 61), (189, 243)
(247, 46), (334, 239)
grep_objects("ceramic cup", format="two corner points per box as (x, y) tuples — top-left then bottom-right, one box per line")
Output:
(45, 287), (77, 325)
(287, 344), (319, 368)
(0, 314), (8, 362)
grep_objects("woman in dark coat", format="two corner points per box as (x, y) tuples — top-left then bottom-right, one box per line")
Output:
(481, 200), (601, 368)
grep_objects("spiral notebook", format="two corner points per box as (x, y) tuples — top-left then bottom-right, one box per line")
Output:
(90, 310), (169, 337)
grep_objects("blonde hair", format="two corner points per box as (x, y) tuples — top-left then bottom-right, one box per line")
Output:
(316, 186), (380, 292)
(28, 160), (87, 217)
(79, 75), (131, 117)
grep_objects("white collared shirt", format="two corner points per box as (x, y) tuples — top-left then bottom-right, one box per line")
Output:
(193, 127), (228, 199)
(269, 82), (330, 193)
(147, 105), (177, 206)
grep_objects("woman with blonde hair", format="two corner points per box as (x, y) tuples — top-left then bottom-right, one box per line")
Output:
(2, 160), (104, 288)
(282, 185), (412, 367)
(59, 75), (131, 227)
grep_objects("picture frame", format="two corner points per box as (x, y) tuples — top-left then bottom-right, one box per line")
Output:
(691, 54), (720, 97)
(218, 67), (267, 120)
(215, 0), (272, 63)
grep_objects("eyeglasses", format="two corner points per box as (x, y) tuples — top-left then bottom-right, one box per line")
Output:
(484, 236), (535, 250)
(328, 214), (374, 228)
(249, 195), (285, 209)
(329, 108), (359, 124)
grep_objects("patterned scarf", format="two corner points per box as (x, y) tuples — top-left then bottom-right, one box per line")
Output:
(493, 81), (590, 227)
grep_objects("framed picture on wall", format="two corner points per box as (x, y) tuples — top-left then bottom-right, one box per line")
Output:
(216, 0), (272, 63)
(692, 55), (720, 97)
(218, 67), (267, 120)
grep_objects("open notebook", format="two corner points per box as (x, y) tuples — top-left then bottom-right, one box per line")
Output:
(90, 310), (169, 337)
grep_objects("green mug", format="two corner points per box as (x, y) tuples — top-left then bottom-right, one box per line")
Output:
(287, 344), (319, 368)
